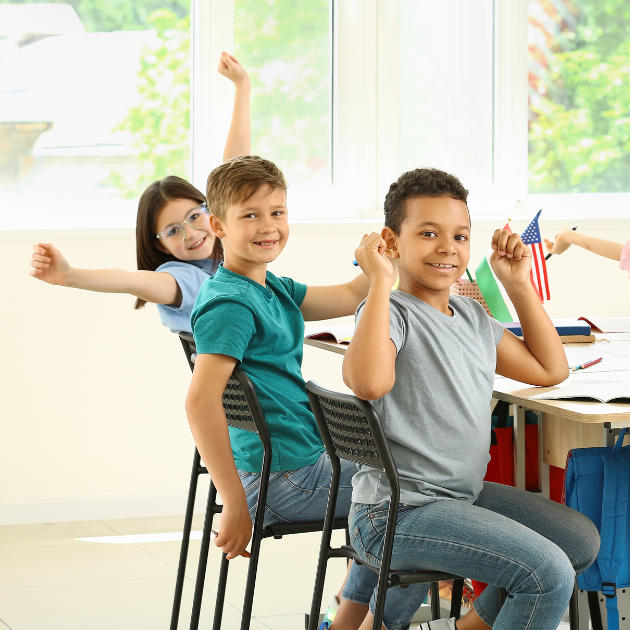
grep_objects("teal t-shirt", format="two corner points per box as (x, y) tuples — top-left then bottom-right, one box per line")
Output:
(191, 264), (325, 473)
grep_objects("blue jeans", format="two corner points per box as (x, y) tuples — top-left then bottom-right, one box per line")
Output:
(345, 482), (600, 630)
(238, 452), (375, 598)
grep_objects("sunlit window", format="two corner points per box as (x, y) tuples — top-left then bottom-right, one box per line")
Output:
(0, 0), (191, 230)
(398, 0), (494, 195)
(528, 0), (630, 194)
(234, 0), (331, 218)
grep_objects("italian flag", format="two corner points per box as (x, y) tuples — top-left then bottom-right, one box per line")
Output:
(474, 223), (515, 323)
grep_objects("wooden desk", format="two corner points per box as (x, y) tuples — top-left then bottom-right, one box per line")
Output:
(305, 334), (630, 494)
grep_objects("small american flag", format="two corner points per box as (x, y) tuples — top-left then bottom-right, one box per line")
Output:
(521, 210), (550, 301)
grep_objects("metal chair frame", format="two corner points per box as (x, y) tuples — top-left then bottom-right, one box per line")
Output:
(171, 333), (347, 630)
(305, 380), (580, 630)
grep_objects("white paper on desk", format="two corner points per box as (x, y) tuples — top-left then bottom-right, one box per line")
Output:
(304, 325), (354, 344)
(529, 380), (630, 403)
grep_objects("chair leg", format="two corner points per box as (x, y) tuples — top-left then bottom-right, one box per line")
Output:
(190, 483), (220, 630)
(568, 581), (580, 630)
(212, 554), (230, 630)
(450, 579), (464, 620)
(239, 527), (264, 630)
(430, 581), (441, 619)
(171, 449), (203, 630)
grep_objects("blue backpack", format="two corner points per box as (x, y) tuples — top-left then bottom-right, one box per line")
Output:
(564, 428), (630, 630)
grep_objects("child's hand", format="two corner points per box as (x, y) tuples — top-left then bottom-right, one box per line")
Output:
(213, 500), (252, 560)
(217, 52), (250, 88)
(354, 233), (393, 282)
(30, 243), (72, 286)
(490, 229), (532, 287)
(544, 230), (573, 256)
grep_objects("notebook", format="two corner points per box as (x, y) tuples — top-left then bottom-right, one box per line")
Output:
(304, 325), (354, 344)
(578, 317), (630, 334)
(529, 380), (630, 403)
(503, 318), (591, 337)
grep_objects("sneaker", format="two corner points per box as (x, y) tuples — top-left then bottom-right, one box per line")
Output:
(322, 594), (339, 626)
(418, 619), (458, 629)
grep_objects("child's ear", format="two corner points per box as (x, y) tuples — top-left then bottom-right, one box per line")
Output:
(382, 227), (399, 259)
(210, 215), (226, 238)
(155, 240), (169, 255)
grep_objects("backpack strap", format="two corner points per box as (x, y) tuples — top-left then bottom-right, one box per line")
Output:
(598, 430), (630, 630)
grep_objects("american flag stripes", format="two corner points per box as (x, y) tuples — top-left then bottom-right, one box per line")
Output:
(521, 210), (550, 301)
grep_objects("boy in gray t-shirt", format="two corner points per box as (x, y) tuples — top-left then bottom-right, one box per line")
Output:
(339, 168), (599, 630)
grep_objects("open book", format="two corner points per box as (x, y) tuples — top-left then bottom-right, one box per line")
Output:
(578, 317), (630, 334)
(529, 380), (630, 403)
(304, 325), (354, 344)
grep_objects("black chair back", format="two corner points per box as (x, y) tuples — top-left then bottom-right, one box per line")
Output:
(179, 332), (271, 445)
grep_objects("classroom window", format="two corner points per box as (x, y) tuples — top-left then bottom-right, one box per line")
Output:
(0, 0), (191, 230)
(398, 0), (494, 196)
(233, 0), (331, 219)
(528, 0), (630, 195)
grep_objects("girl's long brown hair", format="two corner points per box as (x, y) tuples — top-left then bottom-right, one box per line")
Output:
(134, 176), (223, 309)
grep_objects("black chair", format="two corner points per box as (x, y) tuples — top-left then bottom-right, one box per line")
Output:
(306, 380), (467, 629)
(171, 332), (348, 630)
(306, 381), (581, 630)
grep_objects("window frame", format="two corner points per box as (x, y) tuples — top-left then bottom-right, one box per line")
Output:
(195, 0), (620, 222)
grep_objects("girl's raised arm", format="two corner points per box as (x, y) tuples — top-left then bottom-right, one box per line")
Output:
(218, 52), (251, 161)
(30, 243), (182, 306)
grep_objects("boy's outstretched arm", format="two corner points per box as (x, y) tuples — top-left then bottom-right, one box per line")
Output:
(493, 230), (569, 386)
(30, 242), (181, 305)
(185, 353), (252, 559)
(342, 234), (397, 400)
(544, 230), (623, 261)
(218, 52), (251, 161)
(299, 232), (398, 322)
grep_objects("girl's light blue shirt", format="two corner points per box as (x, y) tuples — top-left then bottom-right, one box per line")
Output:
(155, 259), (219, 334)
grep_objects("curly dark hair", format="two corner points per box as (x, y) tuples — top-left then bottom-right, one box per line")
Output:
(384, 168), (469, 234)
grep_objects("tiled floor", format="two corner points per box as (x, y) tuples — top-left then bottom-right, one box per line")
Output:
(0, 513), (349, 630)
(0, 514), (576, 630)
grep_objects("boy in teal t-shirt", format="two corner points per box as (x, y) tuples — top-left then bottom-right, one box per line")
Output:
(191, 266), (321, 473)
(186, 156), (382, 627)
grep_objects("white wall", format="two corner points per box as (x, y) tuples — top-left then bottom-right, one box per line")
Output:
(2, 218), (629, 524)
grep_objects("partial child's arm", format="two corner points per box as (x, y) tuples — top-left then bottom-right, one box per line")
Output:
(299, 233), (398, 322)
(544, 230), (623, 261)
(30, 243), (182, 306)
(185, 353), (252, 559)
(342, 234), (397, 400)
(218, 52), (251, 161)
(493, 230), (569, 386)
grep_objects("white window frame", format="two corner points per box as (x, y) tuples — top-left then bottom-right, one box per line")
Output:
(192, 0), (625, 222)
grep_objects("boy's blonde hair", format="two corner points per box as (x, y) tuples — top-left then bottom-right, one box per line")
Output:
(206, 155), (288, 222)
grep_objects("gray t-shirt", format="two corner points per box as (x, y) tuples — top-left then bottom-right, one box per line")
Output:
(351, 290), (505, 507)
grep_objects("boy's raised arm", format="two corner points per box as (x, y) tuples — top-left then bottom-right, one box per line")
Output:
(218, 52), (251, 161)
(342, 234), (397, 400)
(298, 233), (398, 322)
(492, 230), (569, 386)
(185, 353), (252, 559)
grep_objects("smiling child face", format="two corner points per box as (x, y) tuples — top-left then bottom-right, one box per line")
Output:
(212, 183), (289, 268)
(387, 195), (471, 296)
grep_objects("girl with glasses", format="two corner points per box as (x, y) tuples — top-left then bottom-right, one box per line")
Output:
(29, 52), (249, 334)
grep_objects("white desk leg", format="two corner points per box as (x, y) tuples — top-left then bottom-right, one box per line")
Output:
(513, 405), (526, 490)
(537, 411), (550, 499)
